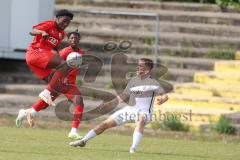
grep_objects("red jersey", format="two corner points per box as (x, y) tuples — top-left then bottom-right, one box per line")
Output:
(28, 20), (65, 50)
(59, 46), (84, 84)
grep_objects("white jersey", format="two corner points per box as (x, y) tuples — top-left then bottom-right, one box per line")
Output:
(123, 75), (164, 113)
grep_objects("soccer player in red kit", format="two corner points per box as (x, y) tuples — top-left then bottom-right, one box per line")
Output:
(26, 9), (76, 107)
(16, 31), (84, 140)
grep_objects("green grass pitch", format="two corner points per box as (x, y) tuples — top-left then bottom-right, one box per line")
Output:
(0, 126), (239, 160)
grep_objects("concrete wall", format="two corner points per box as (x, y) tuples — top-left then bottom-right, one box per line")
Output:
(0, 0), (11, 49)
(0, 0), (55, 51)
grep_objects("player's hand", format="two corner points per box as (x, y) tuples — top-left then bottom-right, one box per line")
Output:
(42, 32), (49, 40)
(157, 94), (168, 105)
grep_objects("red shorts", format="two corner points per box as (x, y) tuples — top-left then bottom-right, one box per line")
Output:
(26, 49), (55, 79)
(60, 83), (81, 100)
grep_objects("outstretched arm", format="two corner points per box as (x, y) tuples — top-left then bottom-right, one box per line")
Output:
(29, 28), (49, 39)
(98, 92), (129, 111)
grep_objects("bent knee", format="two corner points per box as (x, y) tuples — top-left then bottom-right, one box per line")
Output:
(137, 115), (147, 125)
(75, 96), (84, 105)
(101, 120), (115, 129)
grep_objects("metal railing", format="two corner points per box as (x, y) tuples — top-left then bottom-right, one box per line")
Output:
(70, 8), (160, 62)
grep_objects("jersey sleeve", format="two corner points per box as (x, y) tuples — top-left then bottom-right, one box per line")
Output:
(123, 79), (133, 96)
(32, 20), (53, 32)
(154, 80), (165, 95)
(155, 86), (165, 95)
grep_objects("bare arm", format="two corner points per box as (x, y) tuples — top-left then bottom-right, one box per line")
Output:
(29, 28), (49, 39)
(98, 92), (129, 111)
(156, 94), (168, 105)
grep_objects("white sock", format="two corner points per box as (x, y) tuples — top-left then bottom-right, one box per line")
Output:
(70, 128), (77, 134)
(30, 108), (38, 117)
(82, 129), (97, 142)
(131, 131), (143, 149)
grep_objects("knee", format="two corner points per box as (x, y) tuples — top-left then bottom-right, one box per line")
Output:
(100, 121), (110, 130)
(75, 96), (84, 106)
(137, 115), (147, 126)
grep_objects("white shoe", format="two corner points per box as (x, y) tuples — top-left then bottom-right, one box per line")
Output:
(69, 139), (86, 147)
(16, 109), (28, 127)
(68, 132), (83, 140)
(39, 89), (55, 106)
(130, 148), (136, 154)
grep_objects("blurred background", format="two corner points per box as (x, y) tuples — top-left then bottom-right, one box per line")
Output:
(0, 0), (240, 136)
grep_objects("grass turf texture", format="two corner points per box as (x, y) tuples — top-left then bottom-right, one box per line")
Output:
(0, 126), (239, 160)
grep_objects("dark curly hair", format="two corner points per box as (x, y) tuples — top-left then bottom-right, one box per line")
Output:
(56, 9), (74, 20)
(67, 29), (81, 39)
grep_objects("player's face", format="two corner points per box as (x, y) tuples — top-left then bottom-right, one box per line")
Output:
(68, 34), (80, 47)
(136, 60), (150, 77)
(56, 16), (72, 30)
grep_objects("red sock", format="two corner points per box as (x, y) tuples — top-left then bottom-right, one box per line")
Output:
(72, 105), (84, 128)
(32, 96), (59, 111)
(47, 70), (65, 93)
(32, 99), (48, 111)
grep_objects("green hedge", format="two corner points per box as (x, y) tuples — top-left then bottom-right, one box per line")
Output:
(162, 112), (190, 132)
(216, 116), (236, 135)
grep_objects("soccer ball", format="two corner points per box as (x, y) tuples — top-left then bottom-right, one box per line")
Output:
(66, 52), (82, 68)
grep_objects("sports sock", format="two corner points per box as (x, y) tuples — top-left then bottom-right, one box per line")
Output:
(131, 131), (143, 149)
(30, 108), (38, 117)
(82, 129), (97, 142)
(32, 99), (48, 111)
(72, 105), (84, 129)
(70, 128), (77, 134)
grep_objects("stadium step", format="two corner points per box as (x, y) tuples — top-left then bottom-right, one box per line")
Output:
(0, 93), (102, 118)
(0, 72), (44, 84)
(56, 4), (240, 61)
(224, 112), (240, 124)
(99, 64), (200, 82)
(75, 38), (233, 58)
(161, 93), (240, 111)
(194, 71), (240, 85)
(155, 92), (240, 130)
(214, 60), (240, 73)
(0, 84), (44, 95)
(235, 51), (240, 60)
(66, 27), (240, 50)
(56, 0), (238, 13)
(0, 78), (115, 96)
(92, 52), (215, 70)
(71, 17), (240, 38)
(56, 5), (240, 26)
(154, 104), (235, 123)
(174, 83), (240, 98)
(56, 3), (240, 68)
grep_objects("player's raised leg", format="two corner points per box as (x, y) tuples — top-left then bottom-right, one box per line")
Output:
(16, 91), (59, 127)
(26, 10), (74, 106)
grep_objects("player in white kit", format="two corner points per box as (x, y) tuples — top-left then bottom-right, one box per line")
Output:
(69, 58), (168, 153)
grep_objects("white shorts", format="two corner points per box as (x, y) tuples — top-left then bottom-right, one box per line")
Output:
(110, 106), (152, 126)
